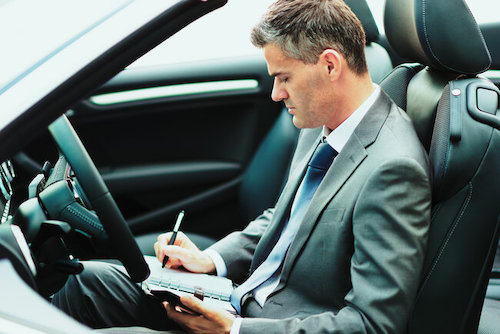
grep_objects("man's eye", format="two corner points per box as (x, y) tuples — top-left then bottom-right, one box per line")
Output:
(281, 77), (288, 83)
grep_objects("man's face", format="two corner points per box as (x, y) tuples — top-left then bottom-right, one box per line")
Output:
(264, 44), (333, 129)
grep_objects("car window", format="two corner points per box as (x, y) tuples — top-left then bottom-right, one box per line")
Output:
(0, 0), (129, 90)
(130, 0), (275, 69)
(130, 0), (498, 70)
(365, 0), (500, 33)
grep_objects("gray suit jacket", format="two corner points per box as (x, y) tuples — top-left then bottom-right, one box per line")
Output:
(209, 91), (431, 334)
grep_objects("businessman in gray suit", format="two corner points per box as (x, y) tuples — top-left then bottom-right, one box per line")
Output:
(54, 0), (431, 333)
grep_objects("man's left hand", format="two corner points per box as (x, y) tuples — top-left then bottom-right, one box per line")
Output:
(164, 295), (235, 334)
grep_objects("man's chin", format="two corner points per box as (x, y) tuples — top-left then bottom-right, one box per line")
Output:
(292, 117), (304, 129)
(292, 117), (316, 129)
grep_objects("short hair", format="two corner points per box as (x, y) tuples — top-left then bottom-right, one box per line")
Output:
(251, 0), (368, 75)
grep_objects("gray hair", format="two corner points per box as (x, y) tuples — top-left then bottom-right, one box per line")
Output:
(251, 0), (367, 74)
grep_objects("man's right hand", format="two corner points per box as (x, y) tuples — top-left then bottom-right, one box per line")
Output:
(154, 231), (216, 274)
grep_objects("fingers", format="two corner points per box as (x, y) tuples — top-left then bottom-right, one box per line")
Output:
(180, 295), (205, 313)
(155, 232), (172, 262)
(155, 231), (198, 264)
(163, 302), (196, 332)
(178, 296), (235, 333)
(165, 297), (211, 321)
(154, 231), (215, 273)
(162, 245), (192, 268)
(180, 295), (225, 320)
(155, 242), (197, 269)
(157, 232), (172, 245)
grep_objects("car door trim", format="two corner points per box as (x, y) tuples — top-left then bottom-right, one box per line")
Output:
(89, 79), (259, 105)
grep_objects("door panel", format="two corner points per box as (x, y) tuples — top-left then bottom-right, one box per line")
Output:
(23, 55), (280, 240)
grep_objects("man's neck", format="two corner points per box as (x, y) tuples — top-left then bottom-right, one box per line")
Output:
(326, 72), (375, 131)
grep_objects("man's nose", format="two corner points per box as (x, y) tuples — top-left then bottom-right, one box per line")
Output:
(271, 81), (288, 102)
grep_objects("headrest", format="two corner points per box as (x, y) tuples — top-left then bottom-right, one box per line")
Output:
(384, 0), (491, 75)
(344, 0), (379, 43)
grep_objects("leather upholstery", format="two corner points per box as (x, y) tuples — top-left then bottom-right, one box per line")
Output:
(238, 109), (299, 223)
(344, 0), (379, 43)
(365, 42), (393, 84)
(384, 0), (491, 74)
(381, 0), (500, 333)
(345, 0), (393, 83)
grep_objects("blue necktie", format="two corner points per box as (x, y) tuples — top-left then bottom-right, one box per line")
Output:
(230, 142), (337, 313)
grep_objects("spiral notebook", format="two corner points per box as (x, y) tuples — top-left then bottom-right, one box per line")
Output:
(142, 255), (236, 314)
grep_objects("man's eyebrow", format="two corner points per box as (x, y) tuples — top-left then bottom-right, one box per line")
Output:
(269, 71), (286, 77)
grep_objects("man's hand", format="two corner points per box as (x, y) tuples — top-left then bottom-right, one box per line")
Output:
(164, 295), (235, 334)
(154, 231), (216, 274)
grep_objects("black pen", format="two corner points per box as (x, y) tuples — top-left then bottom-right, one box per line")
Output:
(162, 210), (185, 268)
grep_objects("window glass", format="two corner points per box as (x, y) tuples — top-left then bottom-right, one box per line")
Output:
(465, 0), (500, 24)
(0, 0), (128, 90)
(365, 0), (500, 34)
(130, 0), (499, 69)
(130, 0), (274, 69)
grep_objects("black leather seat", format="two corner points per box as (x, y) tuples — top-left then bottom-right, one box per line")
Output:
(344, 0), (393, 83)
(380, 0), (500, 333)
(480, 245), (500, 333)
(135, 0), (393, 253)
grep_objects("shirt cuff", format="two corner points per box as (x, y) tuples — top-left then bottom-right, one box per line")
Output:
(203, 249), (227, 277)
(230, 317), (243, 334)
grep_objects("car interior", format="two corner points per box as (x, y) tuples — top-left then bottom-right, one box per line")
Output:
(0, 0), (499, 333)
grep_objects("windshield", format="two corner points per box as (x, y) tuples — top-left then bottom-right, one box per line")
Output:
(0, 0), (131, 91)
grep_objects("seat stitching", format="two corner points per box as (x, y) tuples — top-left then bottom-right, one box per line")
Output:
(421, 0), (489, 74)
(66, 205), (104, 232)
(421, 182), (473, 286)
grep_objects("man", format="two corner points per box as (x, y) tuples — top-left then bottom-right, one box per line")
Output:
(54, 0), (431, 333)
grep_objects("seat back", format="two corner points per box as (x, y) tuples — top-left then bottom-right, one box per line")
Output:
(381, 0), (500, 333)
(344, 0), (393, 83)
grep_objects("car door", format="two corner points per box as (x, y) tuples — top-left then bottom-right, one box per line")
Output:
(21, 55), (279, 242)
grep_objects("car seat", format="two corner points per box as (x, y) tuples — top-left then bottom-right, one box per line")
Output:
(479, 241), (500, 333)
(380, 0), (500, 333)
(345, 0), (393, 84)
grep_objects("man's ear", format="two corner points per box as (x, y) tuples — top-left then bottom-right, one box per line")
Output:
(320, 49), (342, 81)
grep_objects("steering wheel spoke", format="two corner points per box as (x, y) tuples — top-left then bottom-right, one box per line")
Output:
(48, 115), (149, 282)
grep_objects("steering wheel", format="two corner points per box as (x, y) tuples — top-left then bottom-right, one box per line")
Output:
(48, 115), (149, 282)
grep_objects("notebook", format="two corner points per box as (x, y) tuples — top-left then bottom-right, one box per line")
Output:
(142, 255), (236, 314)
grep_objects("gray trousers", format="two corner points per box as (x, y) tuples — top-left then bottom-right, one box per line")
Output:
(52, 261), (183, 333)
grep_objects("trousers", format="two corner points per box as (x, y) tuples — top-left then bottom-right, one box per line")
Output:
(52, 261), (183, 333)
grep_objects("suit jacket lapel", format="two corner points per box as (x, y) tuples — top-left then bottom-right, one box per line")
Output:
(276, 91), (393, 289)
(277, 135), (367, 284)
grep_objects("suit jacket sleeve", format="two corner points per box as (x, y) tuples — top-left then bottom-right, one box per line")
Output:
(238, 157), (431, 334)
(208, 208), (275, 284)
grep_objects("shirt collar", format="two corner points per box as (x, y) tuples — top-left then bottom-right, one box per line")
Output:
(322, 84), (380, 152)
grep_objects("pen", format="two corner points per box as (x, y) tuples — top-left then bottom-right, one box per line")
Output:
(162, 210), (185, 268)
